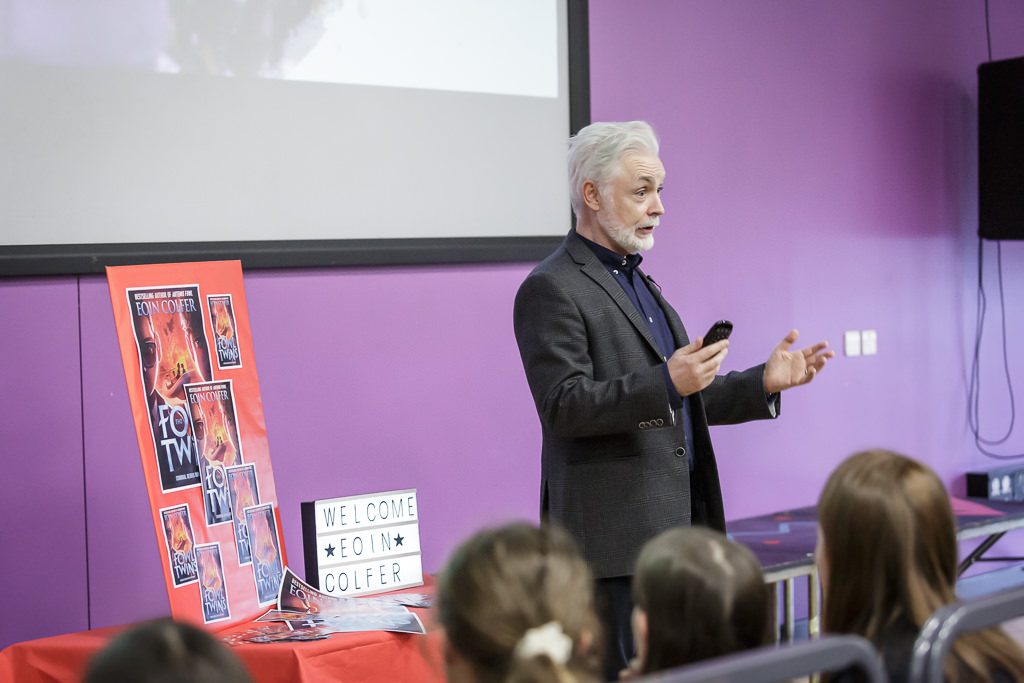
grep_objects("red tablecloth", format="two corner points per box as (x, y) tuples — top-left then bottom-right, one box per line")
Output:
(1, 601), (445, 682)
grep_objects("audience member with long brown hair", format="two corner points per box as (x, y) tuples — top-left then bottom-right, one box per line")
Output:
(819, 449), (1024, 683)
(437, 522), (602, 683)
(625, 526), (771, 677)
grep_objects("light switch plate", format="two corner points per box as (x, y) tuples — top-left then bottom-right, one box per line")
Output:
(844, 330), (862, 357)
(861, 329), (877, 355)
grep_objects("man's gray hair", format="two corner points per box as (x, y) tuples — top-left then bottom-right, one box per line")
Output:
(567, 121), (660, 217)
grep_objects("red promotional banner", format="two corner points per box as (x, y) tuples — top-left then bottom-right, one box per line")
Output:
(107, 261), (286, 629)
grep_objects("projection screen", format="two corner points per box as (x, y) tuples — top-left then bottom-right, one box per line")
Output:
(0, 0), (590, 275)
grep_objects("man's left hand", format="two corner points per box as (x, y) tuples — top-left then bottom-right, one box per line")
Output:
(763, 329), (835, 394)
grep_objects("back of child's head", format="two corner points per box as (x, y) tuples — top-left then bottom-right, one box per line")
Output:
(84, 618), (251, 683)
(437, 521), (601, 683)
(818, 449), (1024, 683)
(633, 526), (770, 674)
(818, 449), (957, 637)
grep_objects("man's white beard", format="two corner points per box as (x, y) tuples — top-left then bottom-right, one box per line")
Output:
(606, 221), (655, 254)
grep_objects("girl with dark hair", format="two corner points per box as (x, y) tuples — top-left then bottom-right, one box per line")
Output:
(437, 522), (602, 683)
(85, 618), (251, 683)
(819, 449), (1024, 683)
(627, 526), (771, 676)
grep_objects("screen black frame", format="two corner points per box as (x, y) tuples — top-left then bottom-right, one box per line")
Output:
(0, 0), (591, 277)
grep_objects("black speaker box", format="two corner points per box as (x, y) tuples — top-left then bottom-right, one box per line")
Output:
(967, 465), (1024, 501)
(979, 56), (1024, 241)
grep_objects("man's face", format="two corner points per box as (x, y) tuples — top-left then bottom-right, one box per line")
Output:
(190, 402), (207, 447)
(138, 314), (160, 391)
(593, 152), (665, 255)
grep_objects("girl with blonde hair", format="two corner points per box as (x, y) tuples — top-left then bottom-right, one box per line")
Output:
(437, 522), (601, 683)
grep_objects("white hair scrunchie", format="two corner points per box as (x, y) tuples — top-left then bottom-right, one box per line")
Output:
(514, 621), (573, 664)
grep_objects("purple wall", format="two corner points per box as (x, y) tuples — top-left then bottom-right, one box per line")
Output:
(0, 279), (89, 647)
(588, 0), (1024, 520)
(3, 0), (1024, 651)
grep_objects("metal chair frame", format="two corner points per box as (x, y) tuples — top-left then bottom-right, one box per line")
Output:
(638, 634), (886, 683)
(909, 585), (1024, 683)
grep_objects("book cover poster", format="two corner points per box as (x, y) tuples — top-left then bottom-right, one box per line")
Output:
(246, 503), (284, 605)
(196, 543), (231, 624)
(108, 261), (286, 630)
(161, 504), (199, 587)
(185, 380), (243, 526)
(226, 463), (260, 565)
(127, 285), (212, 493)
(208, 294), (243, 370)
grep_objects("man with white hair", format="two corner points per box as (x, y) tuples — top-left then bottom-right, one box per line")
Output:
(513, 120), (833, 678)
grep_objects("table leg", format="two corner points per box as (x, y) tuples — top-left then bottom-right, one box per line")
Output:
(767, 581), (780, 643)
(808, 565), (820, 639)
(783, 577), (795, 642)
(958, 532), (1006, 575)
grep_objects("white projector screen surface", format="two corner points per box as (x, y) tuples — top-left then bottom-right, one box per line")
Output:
(0, 0), (573, 257)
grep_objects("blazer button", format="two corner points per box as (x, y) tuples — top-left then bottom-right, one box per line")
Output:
(675, 446), (686, 457)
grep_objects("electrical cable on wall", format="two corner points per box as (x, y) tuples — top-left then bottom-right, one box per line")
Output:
(969, 240), (1022, 459)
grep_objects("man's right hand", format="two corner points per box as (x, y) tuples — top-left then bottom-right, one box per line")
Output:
(667, 338), (728, 396)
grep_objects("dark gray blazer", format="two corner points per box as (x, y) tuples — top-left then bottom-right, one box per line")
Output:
(513, 231), (776, 578)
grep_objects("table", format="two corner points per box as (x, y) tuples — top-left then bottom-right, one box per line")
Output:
(727, 497), (1024, 642)
(728, 506), (820, 642)
(0, 595), (444, 683)
(952, 497), (1024, 574)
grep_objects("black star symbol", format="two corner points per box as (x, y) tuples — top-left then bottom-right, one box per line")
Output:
(325, 544), (336, 557)
(393, 534), (405, 547)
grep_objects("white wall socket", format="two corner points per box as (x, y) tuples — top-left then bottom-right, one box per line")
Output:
(844, 330), (862, 357)
(861, 329), (877, 355)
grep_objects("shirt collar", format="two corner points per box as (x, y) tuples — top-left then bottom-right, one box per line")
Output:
(575, 231), (644, 274)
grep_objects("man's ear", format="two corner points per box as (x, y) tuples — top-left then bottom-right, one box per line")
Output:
(582, 179), (602, 211)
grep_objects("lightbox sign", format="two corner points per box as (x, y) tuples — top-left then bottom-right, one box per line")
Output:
(301, 489), (423, 597)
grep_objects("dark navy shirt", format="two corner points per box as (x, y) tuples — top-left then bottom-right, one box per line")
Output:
(576, 232), (696, 461)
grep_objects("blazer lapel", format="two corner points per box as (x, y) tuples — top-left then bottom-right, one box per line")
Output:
(565, 235), (664, 358)
(643, 272), (690, 348)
